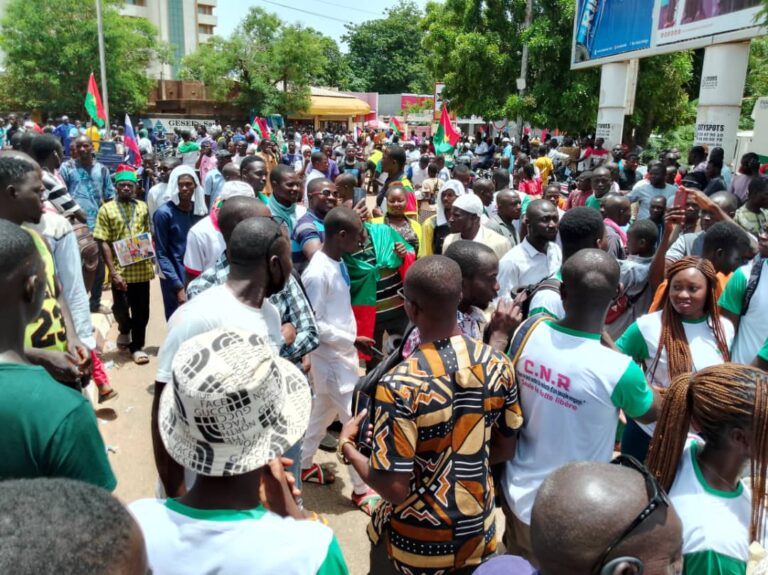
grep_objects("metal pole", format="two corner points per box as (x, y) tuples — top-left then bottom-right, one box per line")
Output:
(516, 0), (533, 142)
(95, 0), (111, 138)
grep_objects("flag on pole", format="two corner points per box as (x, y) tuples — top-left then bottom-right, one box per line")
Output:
(389, 117), (404, 137)
(84, 73), (107, 128)
(252, 117), (264, 140)
(123, 114), (142, 167)
(258, 117), (273, 141)
(434, 105), (460, 155)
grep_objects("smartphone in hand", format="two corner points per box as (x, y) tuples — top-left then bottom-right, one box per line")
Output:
(352, 391), (373, 456)
(674, 187), (688, 209)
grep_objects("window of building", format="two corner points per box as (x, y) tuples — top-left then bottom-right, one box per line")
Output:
(197, 4), (213, 15)
(198, 24), (214, 35)
(167, 0), (185, 77)
(124, 0), (146, 5)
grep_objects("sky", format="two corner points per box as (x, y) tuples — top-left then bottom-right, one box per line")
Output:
(216, 0), (432, 49)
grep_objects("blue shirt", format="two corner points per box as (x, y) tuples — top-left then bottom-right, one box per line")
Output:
(292, 210), (325, 272)
(59, 160), (115, 230)
(54, 123), (77, 156)
(204, 168), (225, 206)
(152, 201), (200, 290)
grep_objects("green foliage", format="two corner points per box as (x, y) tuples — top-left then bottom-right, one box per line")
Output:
(421, 0), (694, 145)
(0, 0), (168, 115)
(344, 0), (432, 94)
(180, 7), (348, 117)
(624, 52), (695, 147)
(644, 122), (696, 159)
(740, 37), (768, 129)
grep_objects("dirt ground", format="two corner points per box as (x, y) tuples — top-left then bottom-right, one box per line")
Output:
(97, 280), (372, 574)
(97, 279), (505, 575)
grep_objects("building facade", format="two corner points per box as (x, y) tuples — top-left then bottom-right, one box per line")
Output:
(121, 0), (217, 79)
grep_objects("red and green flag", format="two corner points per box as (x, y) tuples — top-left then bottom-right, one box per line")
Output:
(84, 73), (106, 128)
(389, 116), (404, 137)
(344, 223), (415, 359)
(434, 105), (460, 155)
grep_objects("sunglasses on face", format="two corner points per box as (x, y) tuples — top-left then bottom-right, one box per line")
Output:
(311, 188), (339, 198)
(592, 455), (671, 575)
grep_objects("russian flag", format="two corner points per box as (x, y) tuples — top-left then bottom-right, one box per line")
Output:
(124, 114), (142, 167)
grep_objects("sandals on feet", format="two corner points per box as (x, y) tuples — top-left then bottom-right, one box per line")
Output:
(98, 389), (119, 403)
(352, 488), (381, 516)
(300, 463), (336, 485)
(116, 334), (131, 348)
(132, 350), (149, 365)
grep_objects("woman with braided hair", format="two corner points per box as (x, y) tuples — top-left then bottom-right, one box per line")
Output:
(616, 256), (734, 461)
(646, 364), (768, 574)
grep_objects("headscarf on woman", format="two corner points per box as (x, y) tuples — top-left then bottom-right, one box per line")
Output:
(166, 165), (207, 217)
(436, 179), (466, 226)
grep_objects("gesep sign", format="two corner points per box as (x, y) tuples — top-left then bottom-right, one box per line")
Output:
(142, 118), (218, 135)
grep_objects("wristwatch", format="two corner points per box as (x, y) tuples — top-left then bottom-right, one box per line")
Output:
(337, 437), (356, 465)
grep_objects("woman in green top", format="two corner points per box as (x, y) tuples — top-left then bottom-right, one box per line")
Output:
(370, 185), (424, 258)
(616, 257), (733, 461)
(646, 364), (768, 575)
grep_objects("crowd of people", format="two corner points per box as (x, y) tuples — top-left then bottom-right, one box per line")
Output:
(1, 114), (768, 575)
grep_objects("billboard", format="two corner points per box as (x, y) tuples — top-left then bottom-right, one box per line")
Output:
(571, 0), (763, 68)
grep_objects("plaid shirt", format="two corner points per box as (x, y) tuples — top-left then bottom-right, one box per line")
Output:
(186, 253), (319, 363)
(93, 199), (155, 284)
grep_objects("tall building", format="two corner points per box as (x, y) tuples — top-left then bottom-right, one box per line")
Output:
(121, 0), (217, 79)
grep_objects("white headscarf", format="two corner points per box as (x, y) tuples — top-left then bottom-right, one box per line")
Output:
(167, 165), (207, 216)
(436, 179), (466, 226)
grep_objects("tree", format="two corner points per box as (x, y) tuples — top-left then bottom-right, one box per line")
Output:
(421, 0), (694, 145)
(623, 52), (695, 147)
(0, 0), (168, 115)
(740, 37), (768, 129)
(344, 0), (432, 94)
(422, 0), (600, 132)
(180, 7), (340, 117)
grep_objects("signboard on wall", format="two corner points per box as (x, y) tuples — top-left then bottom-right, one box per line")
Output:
(143, 117), (218, 134)
(571, 0), (763, 69)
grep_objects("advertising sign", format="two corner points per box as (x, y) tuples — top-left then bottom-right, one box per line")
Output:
(571, 0), (763, 68)
(143, 117), (218, 135)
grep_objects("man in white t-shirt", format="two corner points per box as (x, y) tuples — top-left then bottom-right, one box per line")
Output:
(182, 181), (255, 284)
(133, 327), (349, 575)
(498, 199), (562, 298)
(719, 228), (768, 364)
(152, 217), (290, 497)
(300, 206), (377, 510)
(501, 249), (659, 565)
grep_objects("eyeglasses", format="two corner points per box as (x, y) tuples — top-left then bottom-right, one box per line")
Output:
(591, 455), (671, 574)
(311, 188), (339, 198)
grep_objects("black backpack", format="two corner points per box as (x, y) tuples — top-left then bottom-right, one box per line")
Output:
(517, 277), (562, 319)
(742, 256), (765, 316)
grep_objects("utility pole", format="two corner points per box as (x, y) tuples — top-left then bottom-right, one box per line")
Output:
(95, 0), (111, 137)
(516, 0), (533, 141)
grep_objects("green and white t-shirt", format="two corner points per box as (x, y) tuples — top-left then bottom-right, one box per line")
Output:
(502, 320), (652, 525)
(672, 439), (762, 575)
(616, 311), (733, 436)
(528, 271), (563, 319)
(129, 499), (349, 575)
(758, 337), (768, 363)
(719, 259), (768, 364)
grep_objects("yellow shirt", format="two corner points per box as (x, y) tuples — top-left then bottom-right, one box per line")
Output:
(24, 229), (67, 352)
(86, 126), (101, 152)
(534, 156), (554, 185)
